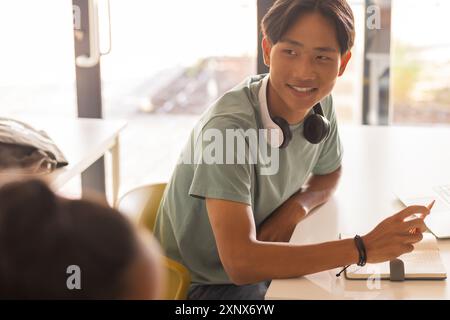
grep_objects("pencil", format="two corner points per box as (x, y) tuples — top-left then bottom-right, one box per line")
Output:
(410, 200), (435, 234)
(428, 200), (436, 211)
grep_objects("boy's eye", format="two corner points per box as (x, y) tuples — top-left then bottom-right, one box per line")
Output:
(283, 49), (297, 56)
(317, 56), (332, 61)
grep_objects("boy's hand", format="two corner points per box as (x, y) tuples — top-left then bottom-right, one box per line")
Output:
(362, 205), (430, 263)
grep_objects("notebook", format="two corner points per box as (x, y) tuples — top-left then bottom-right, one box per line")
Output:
(342, 233), (447, 280)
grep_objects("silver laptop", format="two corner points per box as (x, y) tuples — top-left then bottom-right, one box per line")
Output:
(396, 185), (450, 239)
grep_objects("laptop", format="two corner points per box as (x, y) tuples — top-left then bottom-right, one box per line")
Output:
(396, 184), (450, 239)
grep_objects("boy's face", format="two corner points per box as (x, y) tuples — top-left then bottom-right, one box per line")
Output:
(263, 12), (351, 119)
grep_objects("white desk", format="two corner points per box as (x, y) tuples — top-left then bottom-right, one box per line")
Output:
(266, 125), (450, 300)
(5, 117), (126, 205)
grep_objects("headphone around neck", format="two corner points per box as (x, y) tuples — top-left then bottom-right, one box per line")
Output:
(258, 75), (331, 149)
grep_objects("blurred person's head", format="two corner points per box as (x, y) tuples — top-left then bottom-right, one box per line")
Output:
(0, 178), (164, 299)
(261, 0), (354, 122)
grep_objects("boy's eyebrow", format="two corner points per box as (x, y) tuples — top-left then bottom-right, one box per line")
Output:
(280, 37), (338, 53)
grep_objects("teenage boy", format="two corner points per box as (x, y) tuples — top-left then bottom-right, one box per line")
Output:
(155, 0), (429, 300)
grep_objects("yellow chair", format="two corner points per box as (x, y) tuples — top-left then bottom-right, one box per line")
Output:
(163, 256), (191, 300)
(117, 183), (167, 231)
(117, 183), (191, 300)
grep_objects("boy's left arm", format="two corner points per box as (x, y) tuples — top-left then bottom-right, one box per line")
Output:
(257, 166), (342, 242)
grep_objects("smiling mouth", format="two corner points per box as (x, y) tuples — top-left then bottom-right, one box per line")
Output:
(287, 84), (318, 94)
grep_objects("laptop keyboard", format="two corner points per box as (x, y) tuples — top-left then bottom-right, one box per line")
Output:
(433, 185), (450, 206)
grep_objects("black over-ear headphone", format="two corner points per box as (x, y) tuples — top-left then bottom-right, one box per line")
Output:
(272, 103), (331, 148)
(258, 75), (331, 149)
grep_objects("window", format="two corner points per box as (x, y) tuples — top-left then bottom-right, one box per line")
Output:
(0, 0), (77, 118)
(101, 0), (257, 189)
(391, 0), (450, 125)
(332, 0), (365, 124)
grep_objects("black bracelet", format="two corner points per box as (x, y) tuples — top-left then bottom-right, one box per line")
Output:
(336, 235), (368, 277)
(354, 235), (367, 266)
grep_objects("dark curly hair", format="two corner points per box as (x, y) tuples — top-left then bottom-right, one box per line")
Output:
(0, 179), (139, 299)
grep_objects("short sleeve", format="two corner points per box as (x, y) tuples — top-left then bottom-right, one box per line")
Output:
(312, 95), (344, 175)
(188, 118), (253, 205)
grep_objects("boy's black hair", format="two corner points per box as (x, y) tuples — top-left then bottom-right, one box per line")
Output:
(262, 0), (355, 54)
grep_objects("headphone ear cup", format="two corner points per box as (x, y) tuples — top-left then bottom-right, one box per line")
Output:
(303, 114), (331, 144)
(272, 117), (292, 148)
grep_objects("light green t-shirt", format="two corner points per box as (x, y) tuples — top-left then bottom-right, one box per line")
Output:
(154, 74), (343, 285)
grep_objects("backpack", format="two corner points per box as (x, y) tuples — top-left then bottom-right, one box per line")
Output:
(0, 118), (68, 174)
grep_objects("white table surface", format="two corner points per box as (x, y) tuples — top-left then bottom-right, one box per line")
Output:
(2, 116), (126, 203)
(266, 124), (450, 300)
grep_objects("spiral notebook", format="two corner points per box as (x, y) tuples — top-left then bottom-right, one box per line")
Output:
(342, 233), (447, 280)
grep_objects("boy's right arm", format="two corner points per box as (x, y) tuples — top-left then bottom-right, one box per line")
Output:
(206, 198), (428, 285)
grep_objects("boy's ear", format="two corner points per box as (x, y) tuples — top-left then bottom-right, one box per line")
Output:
(262, 37), (272, 67)
(338, 51), (352, 76)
